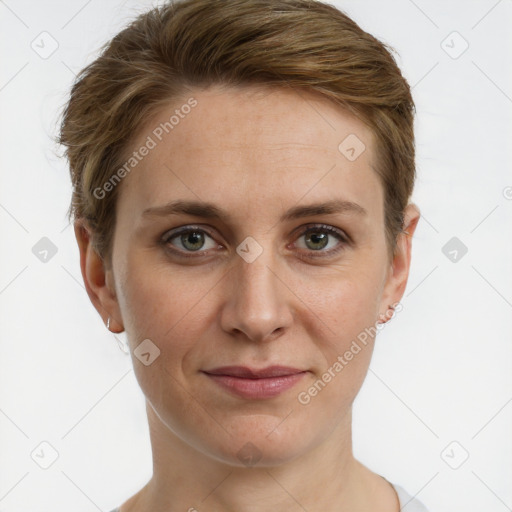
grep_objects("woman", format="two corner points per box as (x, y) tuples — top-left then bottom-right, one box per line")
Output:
(59, 0), (427, 510)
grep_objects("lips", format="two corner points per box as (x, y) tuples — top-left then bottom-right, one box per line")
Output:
(203, 365), (304, 378)
(202, 366), (307, 399)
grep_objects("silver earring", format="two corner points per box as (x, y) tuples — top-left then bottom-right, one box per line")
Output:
(106, 317), (110, 331)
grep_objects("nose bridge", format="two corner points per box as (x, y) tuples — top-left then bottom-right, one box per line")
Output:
(221, 236), (292, 341)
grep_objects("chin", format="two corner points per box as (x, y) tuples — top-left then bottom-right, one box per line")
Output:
(211, 440), (307, 469)
(202, 416), (316, 469)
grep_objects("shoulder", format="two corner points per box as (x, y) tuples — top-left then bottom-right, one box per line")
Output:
(391, 482), (430, 511)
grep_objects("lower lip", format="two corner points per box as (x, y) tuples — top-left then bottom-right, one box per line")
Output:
(204, 372), (307, 399)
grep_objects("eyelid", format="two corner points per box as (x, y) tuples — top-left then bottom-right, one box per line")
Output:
(162, 224), (216, 243)
(293, 223), (350, 243)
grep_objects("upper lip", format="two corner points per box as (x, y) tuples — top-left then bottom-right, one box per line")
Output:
(203, 366), (305, 378)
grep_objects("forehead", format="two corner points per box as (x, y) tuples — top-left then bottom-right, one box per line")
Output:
(115, 85), (382, 225)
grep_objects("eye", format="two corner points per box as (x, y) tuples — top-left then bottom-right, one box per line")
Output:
(161, 223), (349, 260)
(293, 224), (349, 257)
(162, 226), (220, 256)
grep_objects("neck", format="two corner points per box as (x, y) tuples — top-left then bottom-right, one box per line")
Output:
(122, 402), (393, 512)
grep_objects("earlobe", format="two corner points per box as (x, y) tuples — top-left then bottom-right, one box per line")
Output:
(74, 220), (124, 333)
(377, 303), (397, 325)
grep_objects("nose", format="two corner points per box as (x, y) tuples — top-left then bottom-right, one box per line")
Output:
(219, 244), (294, 343)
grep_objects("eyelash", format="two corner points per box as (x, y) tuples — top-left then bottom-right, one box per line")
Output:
(161, 224), (350, 260)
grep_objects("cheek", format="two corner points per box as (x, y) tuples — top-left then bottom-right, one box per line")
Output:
(294, 291), (378, 419)
(296, 266), (382, 400)
(116, 261), (215, 415)
(117, 256), (220, 359)
(305, 265), (382, 345)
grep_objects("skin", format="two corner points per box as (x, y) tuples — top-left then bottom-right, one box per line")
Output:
(75, 84), (420, 511)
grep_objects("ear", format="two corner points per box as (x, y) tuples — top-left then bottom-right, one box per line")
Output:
(74, 219), (124, 333)
(378, 203), (421, 323)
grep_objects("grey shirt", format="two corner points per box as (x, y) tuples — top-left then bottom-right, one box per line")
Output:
(108, 481), (429, 511)
(392, 482), (430, 511)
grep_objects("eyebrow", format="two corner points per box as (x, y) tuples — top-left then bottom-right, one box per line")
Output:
(141, 198), (367, 222)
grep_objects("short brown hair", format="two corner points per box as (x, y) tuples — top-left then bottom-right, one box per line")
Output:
(58, 0), (415, 266)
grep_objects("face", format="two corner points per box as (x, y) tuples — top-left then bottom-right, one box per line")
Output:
(79, 84), (417, 468)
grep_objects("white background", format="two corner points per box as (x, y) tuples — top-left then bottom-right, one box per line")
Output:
(1, 0), (511, 511)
